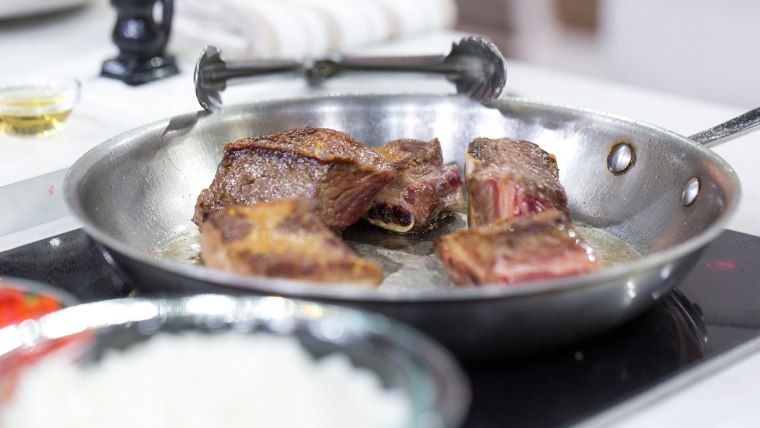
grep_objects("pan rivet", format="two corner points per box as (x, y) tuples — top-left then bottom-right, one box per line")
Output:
(608, 143), (635, 174)
(682, 177), (700, 206)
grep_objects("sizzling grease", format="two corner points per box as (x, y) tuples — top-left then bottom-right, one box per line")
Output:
(154, 214), (641, 291)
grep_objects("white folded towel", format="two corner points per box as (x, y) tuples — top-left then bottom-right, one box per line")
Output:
(172, 0), (458, 59)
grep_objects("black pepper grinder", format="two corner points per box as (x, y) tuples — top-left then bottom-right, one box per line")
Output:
(101, 0), (179, 85)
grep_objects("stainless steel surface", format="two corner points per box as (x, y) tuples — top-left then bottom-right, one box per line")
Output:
(0, 295), (469, 428)
(64, 94), (743, 360)
(689, 107), (760, 148)
(194, 36), (507, 111)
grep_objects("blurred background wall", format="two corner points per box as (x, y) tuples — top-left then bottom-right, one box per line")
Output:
(456, 0), (760, 109)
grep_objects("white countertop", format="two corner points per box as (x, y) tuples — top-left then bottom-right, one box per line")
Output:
(2, 1), (760, 426)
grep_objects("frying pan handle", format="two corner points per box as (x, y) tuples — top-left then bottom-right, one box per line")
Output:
(689, 107), (760, 148)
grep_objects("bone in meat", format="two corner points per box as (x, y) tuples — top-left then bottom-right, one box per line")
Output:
(365, 138), (464, 233)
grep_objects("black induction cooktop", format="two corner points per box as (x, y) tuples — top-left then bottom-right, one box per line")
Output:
(1, 228), (759, 427)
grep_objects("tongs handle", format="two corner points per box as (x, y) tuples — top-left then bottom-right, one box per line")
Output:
(202, 58), (302, 82)
(194, 36), (507, 112)
(305, 54), (454, 79)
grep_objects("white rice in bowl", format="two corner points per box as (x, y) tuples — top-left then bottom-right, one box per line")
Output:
(0, 332), (411, 428)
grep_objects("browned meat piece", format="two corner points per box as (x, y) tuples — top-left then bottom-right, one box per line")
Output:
(365, 138), (464, 233)
(200, 199), (382, 286)
(193, 127), (395, 229)
(465, 137), (568, 228)
(435, 209), (599, 286)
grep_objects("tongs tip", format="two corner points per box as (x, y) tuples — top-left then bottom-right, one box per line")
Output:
(447, 36), (508, 103)
(194, 45), (225, 112)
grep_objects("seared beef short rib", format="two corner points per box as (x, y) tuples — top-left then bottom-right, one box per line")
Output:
(465, 137), (568, 227)
(365, 138), (464, 233)
(194, 127), (597, 287)
(200, 199), (382, 286)
(435, 209), (599, 286)
(193, 127), (395, 229)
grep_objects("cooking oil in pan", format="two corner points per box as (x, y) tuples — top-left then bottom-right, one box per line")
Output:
(152, 215), (641, 290)
(573, 224), (642, 267)
(343, 212), (468, 291)
(152, 229), (202, 264)
(342, 215), (642, 290)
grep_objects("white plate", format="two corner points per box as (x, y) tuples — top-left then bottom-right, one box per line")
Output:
(0, 0), (92, 20)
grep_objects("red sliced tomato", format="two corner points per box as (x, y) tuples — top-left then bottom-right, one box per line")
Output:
(0, 286), (62, 329)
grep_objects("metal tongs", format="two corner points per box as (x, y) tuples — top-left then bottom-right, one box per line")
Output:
(194, 36), (507, 111)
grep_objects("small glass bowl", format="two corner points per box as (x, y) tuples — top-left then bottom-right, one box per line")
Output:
(0, 295), (470, 427)
(0, 76), (80, 137)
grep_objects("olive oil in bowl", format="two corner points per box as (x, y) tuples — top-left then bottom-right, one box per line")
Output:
(0, 78), (80, 137)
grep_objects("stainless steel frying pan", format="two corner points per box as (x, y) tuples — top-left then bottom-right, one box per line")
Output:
(64, 94), (756, 361)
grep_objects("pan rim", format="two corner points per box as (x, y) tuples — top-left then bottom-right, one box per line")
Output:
(63, 93), (741, 303)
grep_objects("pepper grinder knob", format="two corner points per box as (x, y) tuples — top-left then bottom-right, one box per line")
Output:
(101, 0), (179, 85)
